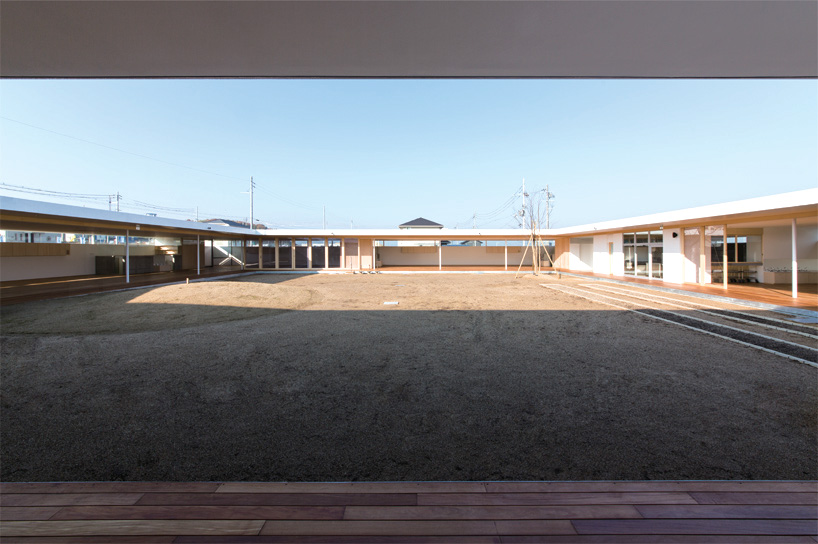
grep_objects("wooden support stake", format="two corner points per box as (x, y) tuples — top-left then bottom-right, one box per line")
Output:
(515, 234), (534, 279)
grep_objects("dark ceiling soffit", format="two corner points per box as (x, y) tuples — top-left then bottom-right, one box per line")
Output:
(2, 1), (816, 79)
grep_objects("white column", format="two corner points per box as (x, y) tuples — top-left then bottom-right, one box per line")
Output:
(438, 241), (442, 271)
(125, 229), (130, 283)
(699, 226), (706, 285)
(504, 240), (508, 271)
(341, 239), (346, 269)
(679, 229), (686, 283)
(792, 218), (798, 299)
(372, 239), (376, 270)
(258, 238), (263, 269)
(325, 238), (329, 269)
(291, 239), (296, 269)
(197, 234), (201, 275)
(274, 239), (279, 269)
(723, 225), (728, 289)
(241, 239), (246, 270)
(307, 238), (313, 269)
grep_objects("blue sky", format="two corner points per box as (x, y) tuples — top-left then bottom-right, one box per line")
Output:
(1, 79), (815, 229)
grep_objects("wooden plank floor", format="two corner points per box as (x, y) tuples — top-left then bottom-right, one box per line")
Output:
(1, 481), (816, 542)
(558, 270), (818, 312)
(0, 267), (247, 305)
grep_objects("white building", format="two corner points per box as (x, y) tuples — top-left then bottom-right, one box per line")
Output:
(1, 189), (816, 299)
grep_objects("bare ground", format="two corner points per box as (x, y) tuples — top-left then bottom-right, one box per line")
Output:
(1, 273), (815, 481)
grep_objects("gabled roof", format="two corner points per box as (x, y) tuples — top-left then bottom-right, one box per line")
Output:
(399, 217), (443, 229)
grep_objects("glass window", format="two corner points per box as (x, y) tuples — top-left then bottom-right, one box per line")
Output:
(294, 239), (309, 268)
(745, 235), (762, 262)
(311, 238), (326, 268)
(650, 231), (663, 244)
(635, 232), (649, 244)
(278, 239), (292, 268)
(261, 240), (275, 268)
(651, 246), (663, 278)
(624, 246), (635, 272)
(711, 236), (725, 263)
(635, 246), (649, 276)
(327, 239), (342, 268)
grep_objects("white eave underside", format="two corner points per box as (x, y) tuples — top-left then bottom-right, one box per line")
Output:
(2, 189), (817, 239)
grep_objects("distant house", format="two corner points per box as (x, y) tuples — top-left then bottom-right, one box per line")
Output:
(398, 217), (443, 230)
(398, 218), (443, 246)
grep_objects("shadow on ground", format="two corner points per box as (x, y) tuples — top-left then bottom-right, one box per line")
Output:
(2, 299), (815, 482)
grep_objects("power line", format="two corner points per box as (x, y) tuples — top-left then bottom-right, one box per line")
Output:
(453, 184), (522, 228)
(0, 182), (110, 200)
(125, 199), (196, 214)
(253, 183), (322, 212)
(1, 116), (247, 183)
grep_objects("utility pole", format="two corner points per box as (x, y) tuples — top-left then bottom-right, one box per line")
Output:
(544, 184), (555, 230)
(518, 178), (528, 229)
(116, 191), (121, 212)
(249, 177), (254, 229)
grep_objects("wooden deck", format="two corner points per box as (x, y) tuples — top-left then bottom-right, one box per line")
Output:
(1, 481), (816, 542)
(2, 265), (816, 313)
(378, 265), (524, 272)
(0, 267), (247, 306)
(558, 270), (818, 312)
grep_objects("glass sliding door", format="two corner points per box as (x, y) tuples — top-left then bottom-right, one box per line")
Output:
(294, 239), (309, 268)
(278, 239), (292, 269)
(624, 246), (635, 274)
(327, 239), (341, 268)
(651, 246), (663, 278)
(311, 238), (325, 268)
(635, 246), (649, 277)
(623, 229), (663, 279)
(262, 240), (275, 268)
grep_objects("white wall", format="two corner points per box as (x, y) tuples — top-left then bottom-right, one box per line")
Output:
(683, 230), (712, 283)
(442, 246), (507, 266)
(569, 239), (593, 271)
(592, 234), (624, 276)
(378, 246), (439, 266)
(0, 244), (156, 281)
(762, 224), (818, 271)
(376, 245), (533, 267)
(662, 229), (684, 284)
(759, 223), (818, 283)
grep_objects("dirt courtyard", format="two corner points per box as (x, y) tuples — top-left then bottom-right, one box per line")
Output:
(1, 273), (815, 482)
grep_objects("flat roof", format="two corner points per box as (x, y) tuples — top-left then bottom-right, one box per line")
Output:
(549, 189), (818, 237)
(2, 190), (816, 240)
(0, 196), (253, 238)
